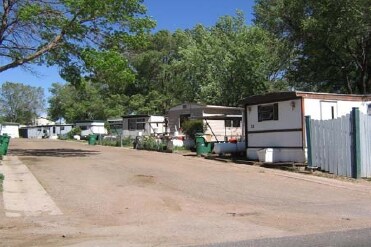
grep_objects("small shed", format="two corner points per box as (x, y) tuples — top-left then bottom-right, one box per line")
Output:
(75, 120), (107, 138)
(167, 103), (243, 141)
(121, 114), (165, 138)
(242, 91), (371, 162)
(0, 122), (20, 138)
(19, 124), (74, 139)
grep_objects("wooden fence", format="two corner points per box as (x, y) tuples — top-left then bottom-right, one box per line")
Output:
(306, 108), (371, 178)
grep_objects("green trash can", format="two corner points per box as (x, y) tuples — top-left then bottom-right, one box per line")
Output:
(0, 135), (4, 155)
(0, 134), (10, 155)
(195, 134), (212, 155)
(88, 134), (97, 145)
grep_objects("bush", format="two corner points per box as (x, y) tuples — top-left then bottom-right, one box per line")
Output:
(136, 136), (166, 151)
(66, 127), (82, 139)
(142, 136), (159, 150)
(100, 136), (133, 147)
(181, 120), (206, 139)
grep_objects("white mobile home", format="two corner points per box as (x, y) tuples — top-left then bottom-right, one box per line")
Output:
(243, 91), (371, 162)
(122, 115), (165, 138)
(19, 124), (74, 139)
(0, 123), (20, 138)
(75, 120), (107, 138)
(167, 103), (243, 141)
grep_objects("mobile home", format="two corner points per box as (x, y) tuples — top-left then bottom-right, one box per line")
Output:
(75, 120), (107, 138)
(122, 115), (165, 138)
(19, 124), (74, 139)
(167, 103), (243, 141)
(0, 123), (20, 138)
(242, 91), (371, 162)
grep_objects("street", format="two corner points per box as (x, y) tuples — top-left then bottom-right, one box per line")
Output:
(1, 139), (371, 246)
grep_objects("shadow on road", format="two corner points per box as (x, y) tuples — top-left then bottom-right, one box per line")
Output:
(9, 148), (100, 158)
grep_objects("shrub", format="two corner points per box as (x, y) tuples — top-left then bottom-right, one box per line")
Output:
(142, 136), (159, 150)
(100, 136), (133, 147)
(67, 127), (82, 139)
(181, 120), (206, 139)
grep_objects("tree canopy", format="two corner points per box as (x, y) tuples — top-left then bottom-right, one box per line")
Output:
(254, 0), (371, 93)
(0, 0), (154, 73)
(0, 82), (44, 123)
(45, 1), (371, 122)
(49, 13), (286, 120)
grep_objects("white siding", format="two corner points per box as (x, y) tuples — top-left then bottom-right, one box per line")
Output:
(148, 116), (165, 135)
(0, 125), (19, 138)
(247, 99), (302, 132)
(246, 99), (302, 146)
(76, 122), (107, 137)
(122, 116), (165, 138)
(204, 119), (242, 142)
(248, 132), (302, 147)
(304, 99), (371, 120)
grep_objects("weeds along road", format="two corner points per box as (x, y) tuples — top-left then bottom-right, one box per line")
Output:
(1, 139), (371, 246)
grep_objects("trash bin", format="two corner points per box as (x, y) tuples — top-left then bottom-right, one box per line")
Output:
(88, 134), (97, 145)
(195, 134), (212, 155)
(0, 134), (10, 155)
(0, 135), (5, 155)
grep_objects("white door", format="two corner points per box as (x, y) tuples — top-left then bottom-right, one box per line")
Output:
(320, 101), (338, 120)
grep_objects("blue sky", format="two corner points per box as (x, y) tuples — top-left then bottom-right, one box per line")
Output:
(0, 0), (255, 100)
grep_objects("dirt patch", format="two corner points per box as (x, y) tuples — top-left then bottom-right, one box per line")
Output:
(162, 197), (182, 212)
(227, 212), (261, 217)
(132, 174), (156, 186)
(19, 157), (41, 164)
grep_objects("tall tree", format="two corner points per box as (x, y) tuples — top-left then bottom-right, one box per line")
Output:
(0, 82), (44, 123)
(48, 80), (125, 123)
(171, 12), (288, 106)
(0, 0), (154, 73)
(255, 0), (371, 93)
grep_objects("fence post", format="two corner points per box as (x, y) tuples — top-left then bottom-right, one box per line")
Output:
(352, 107), (361, 179)
(305, 116), (314, 168)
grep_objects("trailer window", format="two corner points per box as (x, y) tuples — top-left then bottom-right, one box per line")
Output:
(368, 104), (371, 115)
(258, 103), (278, 122)
(233, 119), (241, 127)
(225, 120), (232, 127)
(128, 118), (145, 130)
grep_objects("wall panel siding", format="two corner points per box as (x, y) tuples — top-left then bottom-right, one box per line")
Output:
(204, 119), (242, 141)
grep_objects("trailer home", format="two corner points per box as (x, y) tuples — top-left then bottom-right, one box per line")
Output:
(242, 91), (371, 162)
(167, 103), (243, 141)
(0, 123), (20, 138)
(122, 115), (165, 138)
(19, 124), (74, 139)
(75, 120), (107, 139)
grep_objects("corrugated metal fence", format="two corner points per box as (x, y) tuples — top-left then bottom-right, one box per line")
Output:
(307, 108), (371, 178)
(310, 114), (352, 177)
(360, 113), (371, 177)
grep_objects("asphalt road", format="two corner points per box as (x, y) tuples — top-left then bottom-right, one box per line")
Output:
(200, 227), (371, 247)
(1, 139), (371, 246)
